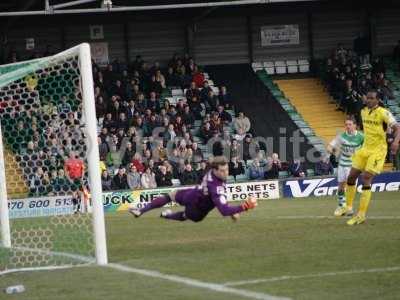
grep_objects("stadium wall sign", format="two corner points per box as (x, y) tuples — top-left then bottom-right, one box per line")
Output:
(9, 195), (74, 219)
(283, 172), (400, 198)
(260, 24), (300, 46)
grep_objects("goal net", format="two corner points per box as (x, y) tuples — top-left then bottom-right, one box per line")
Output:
(0, 43), (107, 272)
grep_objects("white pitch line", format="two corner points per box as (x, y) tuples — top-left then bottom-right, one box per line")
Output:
(0, 245), (290, 300)
(269, 216), (400, 220)
(107, 263), (290, 300)
(223, 266), (400, 287)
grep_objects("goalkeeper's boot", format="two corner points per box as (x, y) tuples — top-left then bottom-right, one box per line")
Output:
(160, 209), (173, 219)
(347, 214), (366, 226)
(128, 208), (142, 218)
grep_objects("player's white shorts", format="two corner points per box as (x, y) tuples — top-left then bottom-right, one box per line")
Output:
(337, 165), (351, 183)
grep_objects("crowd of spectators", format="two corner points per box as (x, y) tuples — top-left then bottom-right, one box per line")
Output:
(322, 42), (400, 166)
(92, 52), (338, 190)
(92, 53), (260, 191)
(12, 39), (400, 196)
(324, 43), (395, 125)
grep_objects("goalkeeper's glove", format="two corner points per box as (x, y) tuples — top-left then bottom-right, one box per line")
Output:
(241, 197), (258, 211)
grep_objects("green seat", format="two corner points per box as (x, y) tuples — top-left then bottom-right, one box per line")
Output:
(289, 113), (303, 121)
(307, 169), (315, 177)
(278, 171), (289, 179)
(294, 121), (310, 128)
(227, 176), (235, 183)
(236, 174), (248, 182)
(301, 128), (315, 137)
(282, 104), (296, 113)
(307, 136), (324, 145)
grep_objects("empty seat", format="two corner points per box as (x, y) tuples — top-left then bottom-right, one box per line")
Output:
(298, 59), (310, 73)
(279, 171), (289, 179)
(172, 179), (181, 186)
(235, 174), (248, 182)
(171, 89), (183, 96)
(274, 61), (287, 74)
(286, 60), (298, 74)
(227, 176), (235, 183)
(264, 61), (275, 75)
(252, 62), (263, 71)
(306, 169), (315, 177)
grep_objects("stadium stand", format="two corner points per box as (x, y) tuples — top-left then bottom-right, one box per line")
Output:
(3, 37), (400, 196)
(316, 45), (400, 171)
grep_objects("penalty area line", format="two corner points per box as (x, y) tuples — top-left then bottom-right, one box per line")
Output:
(223, 266), (400, 287)
(106, 262), (291, 300)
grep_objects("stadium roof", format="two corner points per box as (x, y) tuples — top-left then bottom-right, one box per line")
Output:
(0, 0), (322, 16)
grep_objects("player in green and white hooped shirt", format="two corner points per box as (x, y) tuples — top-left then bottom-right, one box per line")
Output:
(328, 117), (364, 217)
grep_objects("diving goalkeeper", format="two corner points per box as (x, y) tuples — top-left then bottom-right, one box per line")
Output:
(129, 156), (257, 222)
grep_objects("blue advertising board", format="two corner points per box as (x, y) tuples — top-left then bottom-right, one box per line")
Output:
(283, 172), (400, 198)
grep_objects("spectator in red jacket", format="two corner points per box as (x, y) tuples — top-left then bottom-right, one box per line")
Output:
(131, 153), (145, 173)
(192, 66), (205, 88)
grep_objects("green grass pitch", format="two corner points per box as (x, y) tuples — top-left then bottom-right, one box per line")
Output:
(1, 192), (400, 300)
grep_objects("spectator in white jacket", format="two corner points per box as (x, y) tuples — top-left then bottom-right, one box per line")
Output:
(233, 112), (251, 134)
(141, 167), (157, 189)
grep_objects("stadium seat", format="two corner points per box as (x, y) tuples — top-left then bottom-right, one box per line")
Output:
(171, 88), (184, 96)
(235, 174), (248, 182)
(274, 61), (287, 74)
(278, 171), (289, 179)
(306, 169), (315, 177)
(298, 59), (310, 73)
(263, 61), (275, 75)
(300, 128), (315, 137)
(286, 60), (298, 74)
(194, 120), (202, 127)
(252, 62), (263, 72)
(172, 179), (181, 186)
(227, 176), (235, 183)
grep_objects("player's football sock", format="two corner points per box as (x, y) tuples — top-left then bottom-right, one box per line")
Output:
(345, 183), (356, 210)
(337, 190), (346, 207)
(140, 195), (172, 214)
(162, 211), (187, 221)
(358, 186), (372, 217)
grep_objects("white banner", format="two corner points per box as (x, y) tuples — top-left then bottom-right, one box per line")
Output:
(226, 180), (280, 201)
(9, 195), (74, 219)
(261, 24), (299, 46)
(90, 42), (109, 67)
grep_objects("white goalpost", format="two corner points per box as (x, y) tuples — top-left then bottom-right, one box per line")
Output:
(0, 123), (11, 249)
(0, 43), (107, 270)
